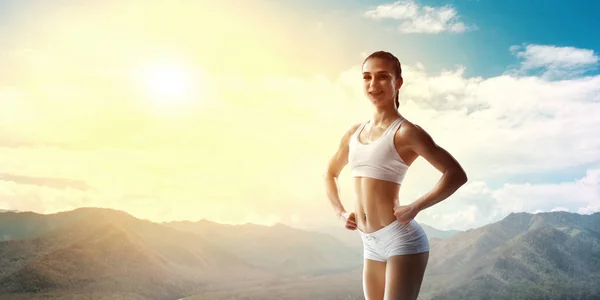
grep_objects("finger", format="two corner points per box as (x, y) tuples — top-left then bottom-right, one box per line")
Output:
(396, 210), (408, 216)
(399, 217), (412, 224)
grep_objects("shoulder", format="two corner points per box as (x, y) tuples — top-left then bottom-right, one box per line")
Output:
(346, 122), (363, 136)
(396, 119), (436, 148)
(338, 122), (363, 147)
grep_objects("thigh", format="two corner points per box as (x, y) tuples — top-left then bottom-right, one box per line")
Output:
(363, 258), (387, 300)
(384, 252), (429, 300)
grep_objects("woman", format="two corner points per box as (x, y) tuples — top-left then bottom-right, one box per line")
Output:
(324, 51), (468, 300)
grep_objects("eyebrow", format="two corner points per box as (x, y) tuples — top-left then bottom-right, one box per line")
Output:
(362, 71), (390, 75)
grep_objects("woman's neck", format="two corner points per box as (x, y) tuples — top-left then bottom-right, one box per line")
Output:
(371, 106), (401, 127)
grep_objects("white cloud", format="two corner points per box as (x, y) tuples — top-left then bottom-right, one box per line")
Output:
(418, 168), (600, 230)
(0, 179), (102, 214)
(393, 52), (600, 180)
(508, 44), (599, 79)
(363, 0), (475, 34)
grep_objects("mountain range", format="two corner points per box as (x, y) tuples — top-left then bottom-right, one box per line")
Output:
(0, 207), (598, 299)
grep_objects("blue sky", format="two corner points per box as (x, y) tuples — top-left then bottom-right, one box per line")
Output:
(317, 0), (600, 78)
(264, 0), (600, 77)
(446, 0), (600, 77)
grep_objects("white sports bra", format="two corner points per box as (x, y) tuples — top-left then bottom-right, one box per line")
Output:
(348, 117), (409, 184)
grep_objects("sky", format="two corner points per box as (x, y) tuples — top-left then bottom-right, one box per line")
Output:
(1, 0), (599, 231)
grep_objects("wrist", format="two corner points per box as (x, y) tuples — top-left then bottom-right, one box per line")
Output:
(336, 210), (349, 220)
(411, 200), (424, 213)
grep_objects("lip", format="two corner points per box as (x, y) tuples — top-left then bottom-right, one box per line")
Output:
(369, 91), (384, 96)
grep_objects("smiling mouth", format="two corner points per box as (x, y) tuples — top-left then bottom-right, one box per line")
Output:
(369, 91), (384, 96)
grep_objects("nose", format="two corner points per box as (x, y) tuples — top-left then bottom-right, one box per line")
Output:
(368, 79), (380, 89)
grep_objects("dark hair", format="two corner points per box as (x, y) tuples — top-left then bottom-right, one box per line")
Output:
(362, 51), (403, 108)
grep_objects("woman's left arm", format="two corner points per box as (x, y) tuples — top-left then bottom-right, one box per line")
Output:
(404, 123), (468, 212)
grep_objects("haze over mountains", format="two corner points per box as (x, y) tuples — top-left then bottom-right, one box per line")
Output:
(0, 207), (598, 299)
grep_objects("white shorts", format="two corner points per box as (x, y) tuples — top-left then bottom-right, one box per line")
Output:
(358, 219), (430, 262)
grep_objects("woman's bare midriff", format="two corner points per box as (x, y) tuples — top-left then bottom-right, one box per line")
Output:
(352, 176), (402, 233)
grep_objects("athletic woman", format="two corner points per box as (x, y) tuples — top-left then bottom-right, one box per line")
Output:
(324, 51), (468, 300)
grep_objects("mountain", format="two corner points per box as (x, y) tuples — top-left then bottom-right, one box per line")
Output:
(1, 208), (599, 300)
(420, 223), (461, 240)
(1, 221), (190, 298)
(0, 211), (60, 241)
(163, 220), (363, 275)
(0, 207), (365, 299)
(419, 211), (600, 300)
(0, 208), (265, 300)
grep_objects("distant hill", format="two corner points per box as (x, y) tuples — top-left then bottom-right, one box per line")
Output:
(420, 223), (461, 240)
(0, 208), (365, 299)
(0, 208), (598, 300)
(163, 220), (363, 275)
(420, 211), (600, 300)
(0, 208), (265, 299)
(0, 221), (191, 298)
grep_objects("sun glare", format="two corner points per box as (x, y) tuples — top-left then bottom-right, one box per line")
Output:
(135, 60), (203, 111)
(147, 66), (189, 99)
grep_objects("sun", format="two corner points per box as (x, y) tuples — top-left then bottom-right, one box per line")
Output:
(136, 60), (202, 110)
(147, 65), (189, 99)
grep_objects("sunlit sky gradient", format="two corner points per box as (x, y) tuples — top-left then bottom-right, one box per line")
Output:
(1, 0), (599, 231)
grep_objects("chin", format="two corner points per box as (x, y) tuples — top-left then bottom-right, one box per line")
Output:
(368, 97), (392, 107)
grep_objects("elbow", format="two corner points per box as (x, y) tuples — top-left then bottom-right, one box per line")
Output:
(456, 169), (468, 186)
(445, 167), (467, 186)
(323, 163), (342, 180)
(323, 170), (336, 181)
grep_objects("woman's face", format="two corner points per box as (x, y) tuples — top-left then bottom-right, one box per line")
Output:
(362, 57), (402, 108)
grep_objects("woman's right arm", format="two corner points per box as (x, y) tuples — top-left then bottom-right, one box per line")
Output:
(323, 124), (360, 220)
